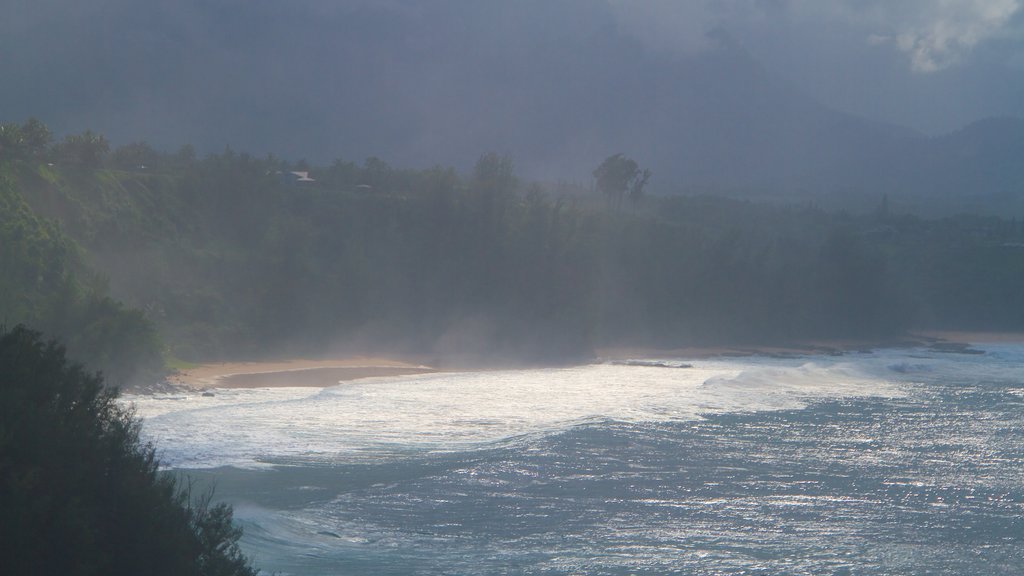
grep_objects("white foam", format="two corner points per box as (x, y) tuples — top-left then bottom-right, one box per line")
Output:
(128, 356), (905, 469)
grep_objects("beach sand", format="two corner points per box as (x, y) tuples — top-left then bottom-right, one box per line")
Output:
(172, 357), (437, 390)
(172, 331), (1024, 390)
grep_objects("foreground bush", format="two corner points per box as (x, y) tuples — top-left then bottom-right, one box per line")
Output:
(0, 325), (257, 575)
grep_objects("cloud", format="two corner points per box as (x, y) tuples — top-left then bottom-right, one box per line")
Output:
(606, 0), (1023, 72)
(879, 0), (1023, 72)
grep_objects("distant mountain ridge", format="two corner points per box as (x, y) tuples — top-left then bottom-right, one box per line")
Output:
(2, 0), (1021, 215)
(815, 116), (1024, 215)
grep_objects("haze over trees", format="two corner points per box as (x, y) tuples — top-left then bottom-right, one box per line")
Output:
(0, 132), (164, 386)
(3, 119), (1024, 385)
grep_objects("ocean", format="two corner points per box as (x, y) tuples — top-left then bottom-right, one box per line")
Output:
(125, 344), (1024, 575)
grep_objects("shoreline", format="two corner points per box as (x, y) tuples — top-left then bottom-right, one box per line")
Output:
(910, 330), (1024, 344)
(171, 357), (438, 390)
(597, 336), (921, 363)
(167, 331), (1024, 391)
(597, 331), (1024, 362)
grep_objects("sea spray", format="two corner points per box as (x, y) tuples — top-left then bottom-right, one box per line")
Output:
(130, 355), (903, 469)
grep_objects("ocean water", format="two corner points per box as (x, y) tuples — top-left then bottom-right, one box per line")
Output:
(126, 345), (1024, 575)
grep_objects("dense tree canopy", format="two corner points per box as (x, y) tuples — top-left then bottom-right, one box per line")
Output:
(54, 130), (110, 168)
(0, 118), (51, 162)
(3, 118), (1024, 377)
(0, 170), (164, 386)
(0, 326), (257, 575)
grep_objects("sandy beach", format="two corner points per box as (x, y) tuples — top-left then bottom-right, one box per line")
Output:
(171, 357), (437, 390)
(171, 331), (1024, 391)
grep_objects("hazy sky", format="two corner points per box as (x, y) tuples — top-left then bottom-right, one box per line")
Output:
(610, 0), (1024, 132)
(3, 0), (1022, 171)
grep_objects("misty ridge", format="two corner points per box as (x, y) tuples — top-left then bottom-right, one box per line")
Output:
(4, 0), (1024, 215)
(3, 0), (1024, 386)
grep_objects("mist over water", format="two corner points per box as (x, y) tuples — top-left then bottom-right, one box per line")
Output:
(127, 345), (1024, 574)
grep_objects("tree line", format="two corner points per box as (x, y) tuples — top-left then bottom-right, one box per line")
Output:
(3, 118), (1024, 382)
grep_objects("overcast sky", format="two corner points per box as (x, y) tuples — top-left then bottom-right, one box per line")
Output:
(609, 0), (1024, 133)
(3, 0), (1022, 169)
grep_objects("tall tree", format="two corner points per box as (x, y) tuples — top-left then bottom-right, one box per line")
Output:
(629, 168), (651, 211)
(593, 154), (648, 211)
(472, 152), (517, 198)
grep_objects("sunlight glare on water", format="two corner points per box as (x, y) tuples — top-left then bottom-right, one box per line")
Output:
(124, 346), (1024, 575)
(129, 358), (900, 469)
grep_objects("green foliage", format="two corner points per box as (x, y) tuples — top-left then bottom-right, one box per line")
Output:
(0, 171), (165, 386)
(54, 130), (110, 168)
(0, 118), (52, 162)
(5, 119), (1024, 364)
(0, 123), (22, 159)
(112, 141), (161, 170)
(0, 326), (257, 575)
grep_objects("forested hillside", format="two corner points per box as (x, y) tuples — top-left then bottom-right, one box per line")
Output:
(0, 163), (163, 385)
(4, 119), (1024, 384)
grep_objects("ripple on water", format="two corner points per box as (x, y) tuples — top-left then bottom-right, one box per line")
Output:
(135, 348), (1024, 574)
